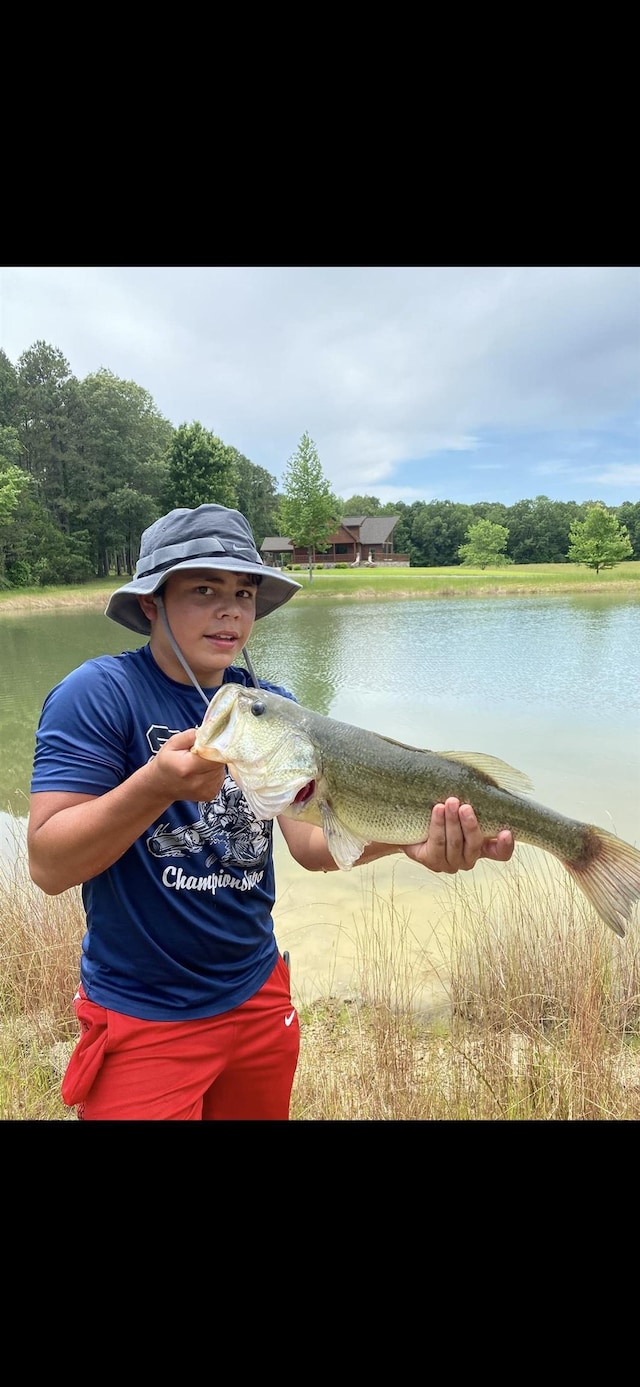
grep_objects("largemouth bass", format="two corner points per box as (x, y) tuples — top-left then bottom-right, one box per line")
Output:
(192, 684), (640, 938)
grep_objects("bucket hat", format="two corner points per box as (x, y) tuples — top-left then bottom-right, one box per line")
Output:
(105, 504), (301, 634)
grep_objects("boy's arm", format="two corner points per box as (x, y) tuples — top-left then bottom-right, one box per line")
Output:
(28, 729), (226, 894)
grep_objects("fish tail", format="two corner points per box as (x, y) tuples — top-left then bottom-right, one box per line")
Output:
(561, 826), (640, 938)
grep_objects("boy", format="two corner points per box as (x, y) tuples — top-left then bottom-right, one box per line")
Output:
(28, 504), (514, 1120)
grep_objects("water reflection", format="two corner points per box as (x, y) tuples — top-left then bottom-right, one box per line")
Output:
(250, 593), (640, 723)
(248, 601), (340, 714)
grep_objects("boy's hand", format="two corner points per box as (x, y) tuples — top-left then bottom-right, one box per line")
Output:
(403, 798), (514, 874)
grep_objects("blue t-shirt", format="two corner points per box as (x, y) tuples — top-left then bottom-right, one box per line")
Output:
(30, 644), (295, 1020)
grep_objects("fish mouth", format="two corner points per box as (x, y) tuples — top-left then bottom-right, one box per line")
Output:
(292, 780), (316, 805)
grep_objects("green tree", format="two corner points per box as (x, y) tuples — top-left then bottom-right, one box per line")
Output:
(231, 450), (280, 544)
(0, 349), (19, 427)
(163, 422), (236, 512)
(0, 446), (31, 585)
(567, 504), (633, 573)
(616, 501), (640, 561)
(412, 500), (476, 567)
(0, 424), (23, 472)
(458, 518), (512, 569)
(339, 493), (401, 518)
(504, 495), (581, 564)
(75, 369), (173, 575)
(3, 485), (92, 587)
(15, 341), (79, 533)
(102, 486), (159, 576)
(471, 500), (510, 527)
(340, 494), (382, 516)
(277, 432), (339, 582)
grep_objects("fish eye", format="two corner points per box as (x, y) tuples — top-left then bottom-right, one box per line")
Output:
(251, 701), (266, 717)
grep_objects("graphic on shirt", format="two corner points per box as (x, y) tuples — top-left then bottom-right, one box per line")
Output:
(146, 723), (181, 755)
(146, 772), (272, 870)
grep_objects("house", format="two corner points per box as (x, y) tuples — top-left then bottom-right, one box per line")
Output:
(261, 515), (408, 568)
(342, 516), (404, 564)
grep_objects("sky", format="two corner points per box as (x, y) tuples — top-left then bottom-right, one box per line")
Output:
(1, 265), (639, 508)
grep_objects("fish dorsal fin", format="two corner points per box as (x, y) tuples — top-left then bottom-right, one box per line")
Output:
(437, 751), (535, 795)
(375, 732), (438, 754)
(373, 730), (535, 796)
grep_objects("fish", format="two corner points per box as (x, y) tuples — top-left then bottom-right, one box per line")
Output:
(192, 683), (640, 938)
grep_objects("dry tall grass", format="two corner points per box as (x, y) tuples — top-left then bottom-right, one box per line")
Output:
(0, 833), (84, 1119)
(2, 836), (640, 1120)
(291, 861), (640, 1120)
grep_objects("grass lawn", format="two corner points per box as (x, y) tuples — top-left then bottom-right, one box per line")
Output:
(1, 561), (640, 615)
(285, 560), (640, 599)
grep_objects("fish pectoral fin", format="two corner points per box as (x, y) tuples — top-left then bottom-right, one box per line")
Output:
(437, 751), (535, 795)
(319, 802), (370, 870)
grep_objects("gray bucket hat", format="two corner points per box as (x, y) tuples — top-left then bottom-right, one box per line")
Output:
(105, 504), (301, 635)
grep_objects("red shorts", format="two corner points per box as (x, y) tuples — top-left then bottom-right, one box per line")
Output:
(62, 955), (300, 1121)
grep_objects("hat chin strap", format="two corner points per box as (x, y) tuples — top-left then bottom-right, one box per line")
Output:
(154, 595), (260, 708)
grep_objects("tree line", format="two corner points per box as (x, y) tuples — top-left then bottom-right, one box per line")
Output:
(1, 341), (638, 589)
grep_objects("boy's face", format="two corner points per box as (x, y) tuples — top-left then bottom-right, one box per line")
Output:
(140, 568), (258, 686)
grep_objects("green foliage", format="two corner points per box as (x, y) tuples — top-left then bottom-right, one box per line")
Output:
(567, 504), (633, 573)
(0, 461), (29, 521)
(616, 501), (640, 560)
(15, 341), (78, 533)
(411, 500), (476, 566)
(459, 518), (512, 569)
(101, 487), (159, 576)
(471, 500), (510, 526)
(1, 485), (92, 588)
(277, 432), (339, 582)
(6, 528), (93, 587)
(504, 495), (582, 564)
(0, 350), (20, 428)
(340, 493), (382, 516)
(0, 425), (23, 472)
(0, 457), (31, 582)
(163, 421), (237, 512)
(231, 450), (280, 543)
(73, 368), (172, 575)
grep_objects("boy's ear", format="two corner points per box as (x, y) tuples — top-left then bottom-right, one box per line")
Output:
(138, 593), (158, 623)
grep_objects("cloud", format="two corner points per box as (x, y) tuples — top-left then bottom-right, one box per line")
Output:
(2, 265), (639, 504)
(589, 464), (640, 486)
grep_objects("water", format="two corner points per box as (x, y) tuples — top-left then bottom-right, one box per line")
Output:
(2, 592), (639, 1011)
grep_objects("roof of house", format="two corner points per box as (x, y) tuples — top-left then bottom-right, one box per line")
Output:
(359, 516), (400, 544)
(261, 536), (294, 551)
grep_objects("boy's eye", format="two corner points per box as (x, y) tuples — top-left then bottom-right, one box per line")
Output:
(193, 584), (254, 599)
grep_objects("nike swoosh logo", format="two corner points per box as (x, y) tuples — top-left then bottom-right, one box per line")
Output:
(284, 1010), (296, 1027)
